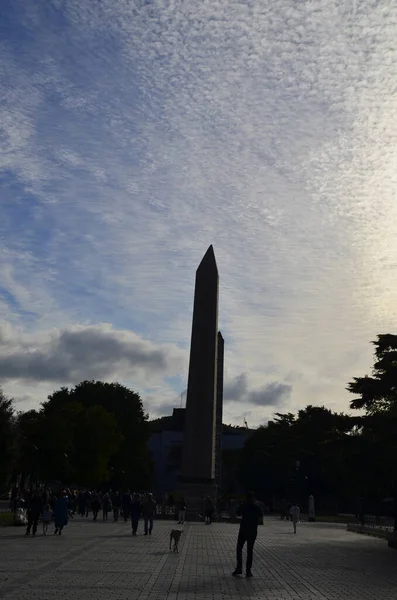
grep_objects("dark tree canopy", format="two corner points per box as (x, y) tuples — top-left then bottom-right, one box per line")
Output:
(11, 381), (152, 490)
(348, 334), (397, 414)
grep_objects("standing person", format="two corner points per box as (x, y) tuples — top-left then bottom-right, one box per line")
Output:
(112, 491), (121, 522)
(289, 502), (300, 534)
(122, 490), (132, 522)
(131, 493), (141, 536)
(177, 496), (187, 524)
(204, 497), (214, 524)
(54, 492), (69, 535)
(232, 491), (262, 578)
(78, 490), (86, 517)
(102, 493), (112, 521)
(85, 490), (92, 518)
(91, 492), (101, 521)
(143, 493), (156, 535)
(42, 503), (52, 535)
(26, 490), (43, 536)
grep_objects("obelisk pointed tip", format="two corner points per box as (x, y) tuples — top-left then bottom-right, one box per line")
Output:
(197, 245), (218, 273)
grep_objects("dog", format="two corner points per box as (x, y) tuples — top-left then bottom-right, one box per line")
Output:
(169, 529), (183, 553)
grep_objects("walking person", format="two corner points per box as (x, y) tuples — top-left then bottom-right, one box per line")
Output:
(177, 496), (186, 524)
(26, 490), (43, 536)
(290, 502), (300, 534)
(102, 493), (112, 521)
(112, 491), (121, 522)
(42, 503), (52, 535)
(232, 491), (262, 578)
(204, 496), (214, 524)
(54, 492), (69, 535)
(131, 493), (141, 535)
(122, 490), (132, 522)
(143, 493), (156, 535)
(91, 492), (101, 521)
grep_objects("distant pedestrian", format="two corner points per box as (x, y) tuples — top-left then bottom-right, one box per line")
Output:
(232, 491), (262, 578)
(26, 490), (43, 536)
(102, 493), (112, 521)
(85, 490), (92, 517)
(177, 496), (187, 524)
(91, 493), (101, 521)
(113, 491), (121, 522)
(42, 503), (52, 535)
(131, 493), (141, 535)
(204, 497), (214, 524)
(289, 503), (300, 534)
(54, 493), (69, 535)
(143, 493), (156, 535)
(122, 490), (132, 522)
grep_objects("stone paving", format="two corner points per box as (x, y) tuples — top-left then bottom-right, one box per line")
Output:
(0, 517), (396, 599)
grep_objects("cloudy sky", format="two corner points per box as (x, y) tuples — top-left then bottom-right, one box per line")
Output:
(1, 0), (397, 426)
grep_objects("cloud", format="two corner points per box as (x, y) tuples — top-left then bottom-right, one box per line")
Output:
(1, 1), (397, 424)
(0, 322), (184, 384)
(224, 373), (291, 408)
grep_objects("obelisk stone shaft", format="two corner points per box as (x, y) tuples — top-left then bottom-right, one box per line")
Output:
(215, 331), (224, 490)
(181, 245), (219, 484)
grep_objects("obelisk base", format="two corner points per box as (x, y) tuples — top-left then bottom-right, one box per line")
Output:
(178, 481), (217, 522)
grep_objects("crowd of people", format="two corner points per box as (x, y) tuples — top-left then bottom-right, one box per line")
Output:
(11, 487), (159, 537)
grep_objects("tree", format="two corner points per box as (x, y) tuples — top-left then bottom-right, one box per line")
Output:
(348, 335), (397, 526)
(348, 334), (397, 413)
(0, 388), (16, 492)
(240, 405), (356, 511)
(44, 381), (152, 489)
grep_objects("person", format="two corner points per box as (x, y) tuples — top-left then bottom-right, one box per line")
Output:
(85, 490), (92, 517)
(102, 493), (112, 521)
(177, 496), (187, 524)
(42, 503), (52, 535)
(232, 491), (262, 578)
(26, 490), (43, 536)
(91, 492), (101, 521)
(290, 502), (300, 534)
(143, 493), (156, 535)
(204, 497), (214, 524)
(77, 490), (86, 517)
(54, 492), (69, 535)
(131, 493), (141, 535)
(122, 490), (132, 522)
(113, 491), (121, 522)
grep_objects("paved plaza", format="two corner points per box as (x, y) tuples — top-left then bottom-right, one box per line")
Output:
(0, 517), (396, 599)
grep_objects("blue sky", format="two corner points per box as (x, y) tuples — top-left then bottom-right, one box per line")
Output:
(1, 0), (397, 425)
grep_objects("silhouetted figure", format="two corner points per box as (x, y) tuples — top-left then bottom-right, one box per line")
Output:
(204, 497), (213, 524)
(290, 503), (300, 534)
(113, 491), (121, 522)
(232, 491), (262, 578)
(143, 493), (156, 535)
(177, 496), (187, 524)
(131, 493), (141, 535)
(26, 491), (43, 536)
(122, 491), (132, 522)
(54, 493), (69, 535)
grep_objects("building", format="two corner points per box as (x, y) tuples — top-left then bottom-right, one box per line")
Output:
(148, 408), (252, 499)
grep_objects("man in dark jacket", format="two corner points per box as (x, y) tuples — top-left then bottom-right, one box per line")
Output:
(26, 490), (43, 536)
(142, 493), (156, 535)
(232, 491), (262, 578)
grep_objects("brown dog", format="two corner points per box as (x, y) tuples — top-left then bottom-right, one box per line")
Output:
(169, 529), (183, 553)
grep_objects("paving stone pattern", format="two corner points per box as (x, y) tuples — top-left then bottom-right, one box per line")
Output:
(0, 517), (396, 599)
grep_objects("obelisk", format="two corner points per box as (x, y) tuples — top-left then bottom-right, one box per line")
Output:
(215, 331), (224, 490)
(181, 246), (219, 507)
